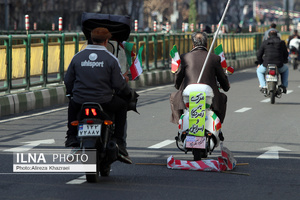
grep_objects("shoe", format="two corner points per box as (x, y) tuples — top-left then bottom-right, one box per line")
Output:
(260, 87), (267, 94)
(117, 143), (129, 156)
(116, 143), (132, 164)
(218, 131), (224, 141)
(65, 135), (80, 147)
(279, 85), (287, 94)
(118, 153), (133, 164)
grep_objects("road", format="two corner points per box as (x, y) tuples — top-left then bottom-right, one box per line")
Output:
(0, 65), (300, 200)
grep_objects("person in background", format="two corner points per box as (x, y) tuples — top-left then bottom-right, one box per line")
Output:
(263, 23), (281, 41)
(257, 30), (289, 94)
(170, 32), (230, 140)
(287, 29), (300, 48)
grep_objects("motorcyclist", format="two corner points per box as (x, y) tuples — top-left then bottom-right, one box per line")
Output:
(64, 27), (132, 161)
(287, 30), (300, 48)
(288, 34), (300, 59)
(256, 30), (289, 94)
(170, 32), (230, 139)
(263, 23), (281, 41)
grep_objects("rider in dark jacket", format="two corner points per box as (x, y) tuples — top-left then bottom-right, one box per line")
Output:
(64, 27), (131, 161)
(256, 30), (289, 93)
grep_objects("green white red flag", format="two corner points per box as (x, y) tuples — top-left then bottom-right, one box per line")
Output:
(170, 45), (181, 73)
(212, 112), (221, 131)
(214, 44), (228, 69)
(130, 45), (144, 80)
(120, 42), (135, 66)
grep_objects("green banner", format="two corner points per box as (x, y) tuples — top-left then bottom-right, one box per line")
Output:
(188, 91), (206, 136)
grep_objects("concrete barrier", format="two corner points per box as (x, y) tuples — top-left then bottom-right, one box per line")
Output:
(0, 86), (68, 117)
(0, 57), (255, 118)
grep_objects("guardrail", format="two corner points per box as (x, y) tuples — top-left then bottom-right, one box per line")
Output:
(0, 31), (290, 93)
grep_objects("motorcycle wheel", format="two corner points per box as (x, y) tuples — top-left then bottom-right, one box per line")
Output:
(293, 59), (298, 70)
(85, 150), (100, 183)
(192, 148), (207, 161)
(100, 162), (111, 177)
(270, 91), (275, 104)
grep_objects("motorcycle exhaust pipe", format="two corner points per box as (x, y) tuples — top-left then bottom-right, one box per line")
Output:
(106, 140), (119, 162)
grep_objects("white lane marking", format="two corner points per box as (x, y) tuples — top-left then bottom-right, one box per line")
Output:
(261, 99), (270, 103)
(138, 84), (173, 94)
(257, 146), (291, 159)
(0, 85), (173, 124)
(235, 107), (252, 113)
(260, 90), (293, 103)
(148, 140), (175, 149)
(4, 139), (55, 152)
(66, 175), (86, 184)
(0, 107), (67, 124)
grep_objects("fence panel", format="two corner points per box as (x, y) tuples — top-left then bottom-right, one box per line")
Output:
(0, 31), (290, 93)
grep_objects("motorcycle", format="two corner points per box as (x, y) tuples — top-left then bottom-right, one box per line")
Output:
(68, 13), (138, 183)
(289, 47), (298, 70)
(174, 67), (234, 161)
(175, 83), (224, 161)
(72, 102), (119, 182)
(264, 64), (282, 104)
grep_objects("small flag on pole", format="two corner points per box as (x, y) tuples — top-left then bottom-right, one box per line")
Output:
(170, 45), (181, 73)
(130, 45), (144, 80)
(214, 44), (228, 69)
(120, 42), (135, 66)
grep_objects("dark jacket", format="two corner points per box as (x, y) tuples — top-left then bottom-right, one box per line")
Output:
(64, 45), (130, 104)
(257, 36), (288, 68)
(170, 46), (230, 124)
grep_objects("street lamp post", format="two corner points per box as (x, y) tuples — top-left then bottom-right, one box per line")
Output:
(285, 0), (290, 31)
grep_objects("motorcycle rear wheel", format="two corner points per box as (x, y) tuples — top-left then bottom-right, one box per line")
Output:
(85, 150), (100, 183)
(192, 148), (207, 161)
(293, 60), (298, 70)
(100, 162), (111, 177)
(270, 91), (275, 104)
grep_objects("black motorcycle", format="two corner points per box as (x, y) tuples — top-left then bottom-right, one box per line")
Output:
(73, 102), (132, 182)
(69, 12), (138, 183)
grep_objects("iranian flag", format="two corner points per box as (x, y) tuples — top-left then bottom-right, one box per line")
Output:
(212, 113), (222, 131)
(170, 45), (181, 73)
(130, 45), (144, 80)
(120, 42), (135, 66)
(214, 44), (228, 69)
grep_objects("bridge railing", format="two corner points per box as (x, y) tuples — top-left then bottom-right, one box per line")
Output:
(0, 31), (289, 93)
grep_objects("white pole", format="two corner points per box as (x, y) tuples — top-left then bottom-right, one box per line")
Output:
(59, 17), (63, 32)
(134, 20), (138, 32)
(25, 15), (29, 35)
(197, 0), (232, 83)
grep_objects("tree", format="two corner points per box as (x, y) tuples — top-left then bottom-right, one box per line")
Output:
(188, 0), (197, 28)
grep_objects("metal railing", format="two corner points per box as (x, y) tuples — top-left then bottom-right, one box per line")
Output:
(0, 31), (289, 93)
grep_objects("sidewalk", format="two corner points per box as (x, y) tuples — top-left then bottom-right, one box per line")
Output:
(0, 56), (256, 118)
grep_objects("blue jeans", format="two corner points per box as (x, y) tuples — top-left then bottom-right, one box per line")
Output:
(256, 64), (289, 88)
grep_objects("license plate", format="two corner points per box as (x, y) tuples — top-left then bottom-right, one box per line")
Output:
(78, 124), (101, 137)
(266, 75), (277, 82)
(290, 54), (297, 58)
(185, 135), (206, 149)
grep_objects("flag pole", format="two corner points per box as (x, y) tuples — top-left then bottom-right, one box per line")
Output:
(197, 0), (232, 83)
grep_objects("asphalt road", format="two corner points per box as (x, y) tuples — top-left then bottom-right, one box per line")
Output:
(0, 65), (300, 200)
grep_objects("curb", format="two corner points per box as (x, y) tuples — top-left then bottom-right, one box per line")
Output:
(0, 58), (255, 118)
(0, 86), (67, 117)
